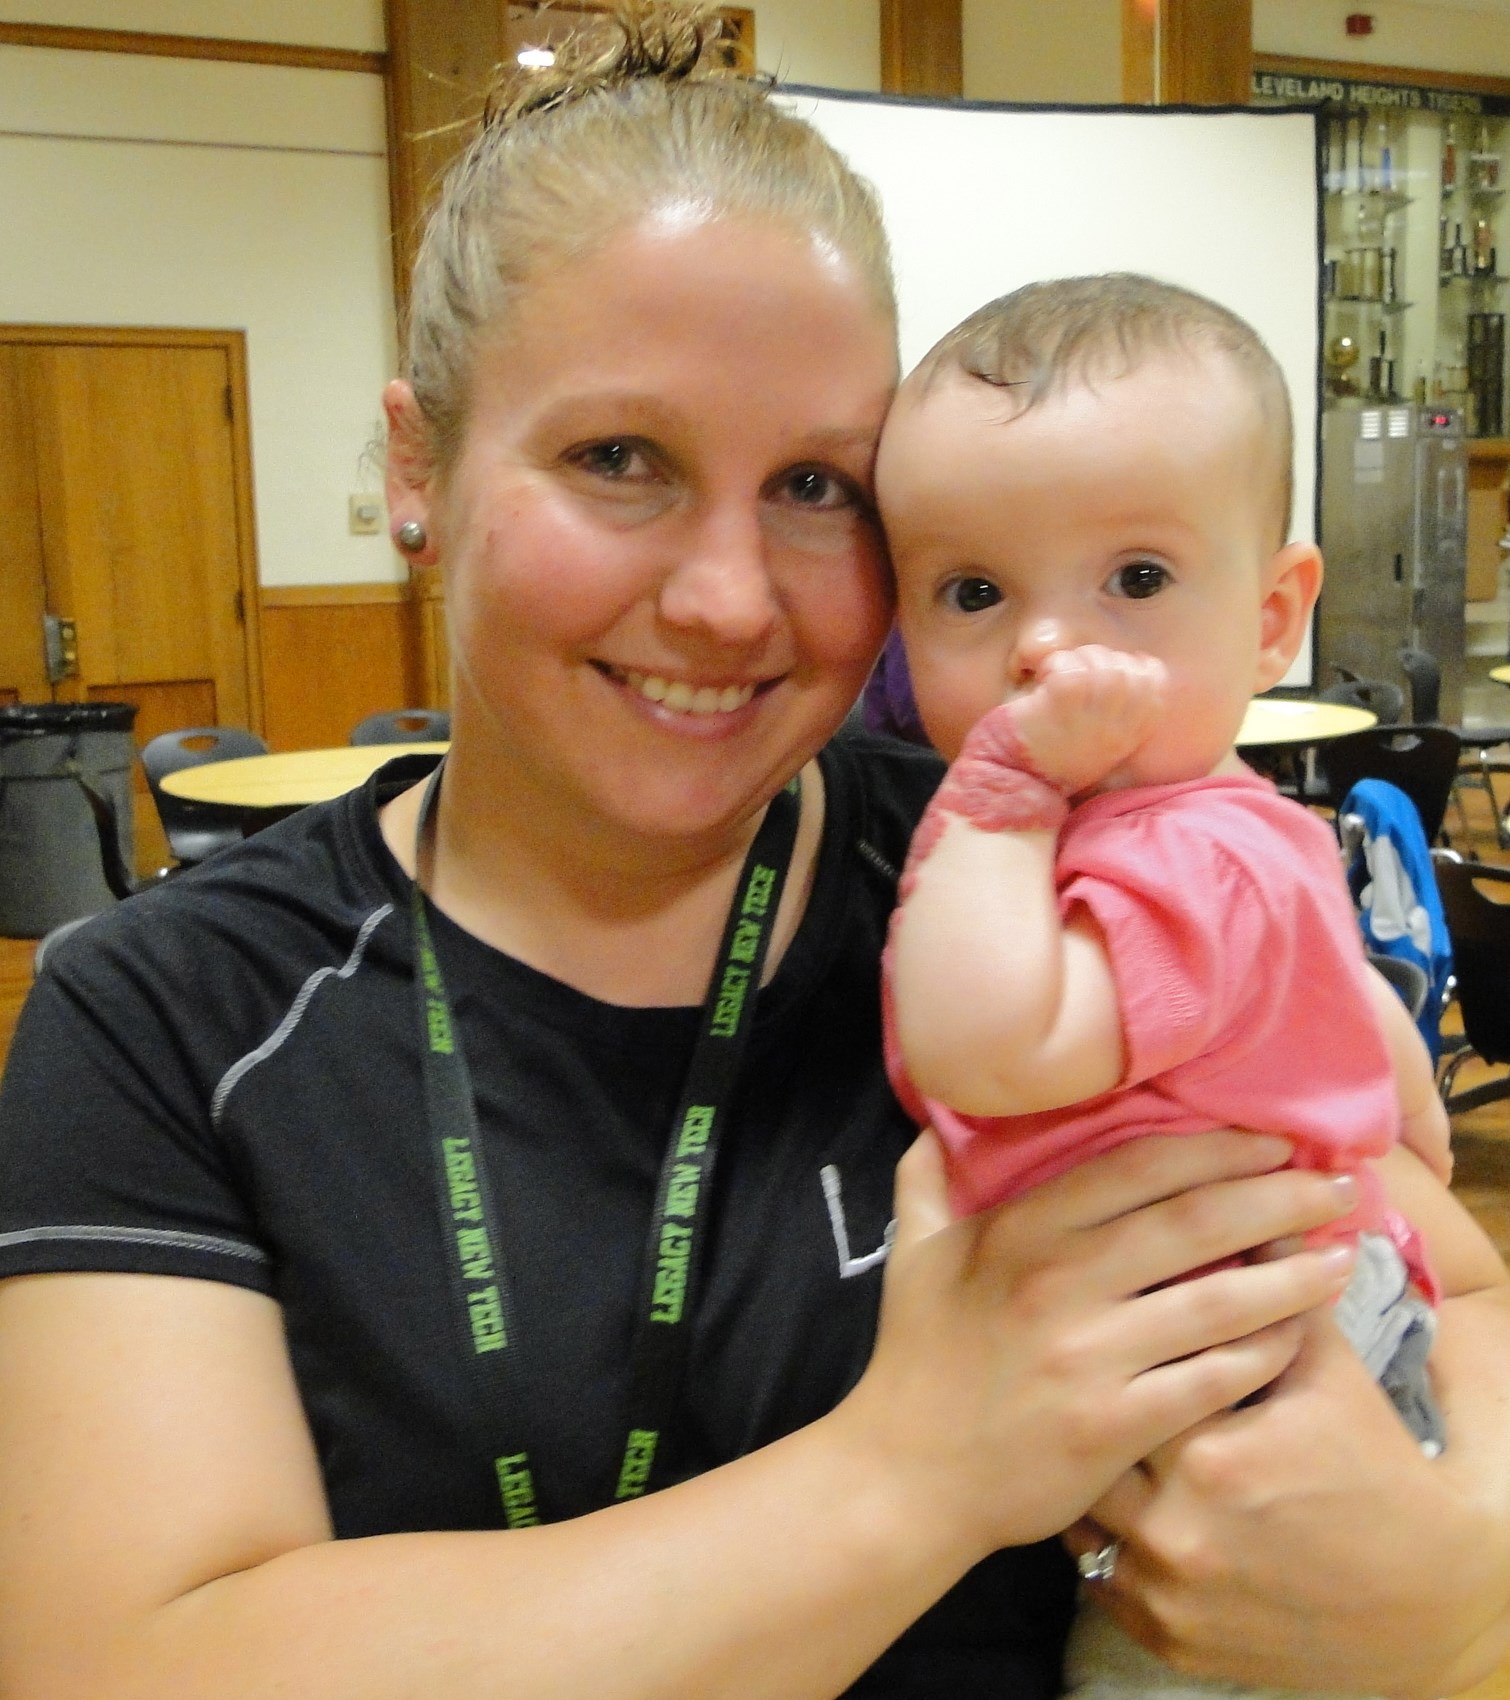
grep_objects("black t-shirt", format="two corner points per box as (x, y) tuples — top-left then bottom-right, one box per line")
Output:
(0, 730), (1074, 1698)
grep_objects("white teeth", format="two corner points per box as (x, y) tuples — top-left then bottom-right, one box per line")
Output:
(616, 669), (757, 717)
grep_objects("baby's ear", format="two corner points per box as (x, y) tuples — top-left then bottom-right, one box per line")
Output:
(1253, 541), (1324, 692)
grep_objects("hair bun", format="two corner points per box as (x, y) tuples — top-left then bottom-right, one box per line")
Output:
(484, 1), (735, 134)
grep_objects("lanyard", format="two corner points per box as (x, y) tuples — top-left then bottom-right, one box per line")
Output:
(409, 763), (801, 1526)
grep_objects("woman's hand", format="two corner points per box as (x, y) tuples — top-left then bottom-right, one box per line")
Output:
(839, 1128), (1361, 1569)
(1069, 1150), (1510, 1699)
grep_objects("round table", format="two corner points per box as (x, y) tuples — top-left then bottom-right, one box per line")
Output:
(158, 743), (447, 812)
(1236, 698), (1377, 748)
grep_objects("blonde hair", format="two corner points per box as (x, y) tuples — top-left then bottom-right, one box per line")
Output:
(917, 273), (1294, 544)
(404, 0), (896, 475)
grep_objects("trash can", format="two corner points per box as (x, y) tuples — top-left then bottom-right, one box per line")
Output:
(0, 702), (138, 937)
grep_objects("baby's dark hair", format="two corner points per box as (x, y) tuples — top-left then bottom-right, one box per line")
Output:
(915, 273), (1294, 546)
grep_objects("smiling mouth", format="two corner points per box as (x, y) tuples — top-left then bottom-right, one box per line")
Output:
(599, 664), (763, 717)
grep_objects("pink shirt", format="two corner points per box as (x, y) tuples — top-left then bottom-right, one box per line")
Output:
(884, 772), (1419, 1276)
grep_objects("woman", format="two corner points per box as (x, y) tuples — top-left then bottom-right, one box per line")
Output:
(0, 8), (1506, 1696)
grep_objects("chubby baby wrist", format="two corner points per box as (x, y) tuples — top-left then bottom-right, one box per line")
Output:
(934, 703), (1070, 836)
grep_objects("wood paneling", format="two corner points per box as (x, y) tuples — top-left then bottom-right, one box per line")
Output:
(260, 584), (419, 751)
(0, 350), (49, 705)
(1122, 0), (1252, 105)
(880, 0), (962, 99)
(0, 22), (383, 76)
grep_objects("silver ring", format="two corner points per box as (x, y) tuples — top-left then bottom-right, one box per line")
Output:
(1076, 1539), (1122, 1584)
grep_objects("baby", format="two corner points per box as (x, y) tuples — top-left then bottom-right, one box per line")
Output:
(875, 275), (1469, 1700)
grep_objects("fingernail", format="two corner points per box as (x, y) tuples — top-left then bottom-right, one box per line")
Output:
(1316, 1241), (1356, 1283)
(1327, 1173), (1358, 1211)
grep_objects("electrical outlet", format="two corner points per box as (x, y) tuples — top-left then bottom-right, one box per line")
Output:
(349, 494), (384, 535)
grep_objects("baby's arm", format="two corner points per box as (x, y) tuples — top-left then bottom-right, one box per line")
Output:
(889, 648), (1165, 1118)
(1366, 964), (1454, 1183)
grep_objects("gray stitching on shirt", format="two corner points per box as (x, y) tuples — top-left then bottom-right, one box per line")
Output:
(0, 1224), (270, 1263)
(210, 904), (394, 1127)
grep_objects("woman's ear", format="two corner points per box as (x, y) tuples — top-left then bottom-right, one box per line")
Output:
(1253, 541), (1324, 693)
(383, 379), (440, 564)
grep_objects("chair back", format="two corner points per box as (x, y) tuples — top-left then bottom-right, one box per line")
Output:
(141, 726), (269, 867)
(1397, 647), (1442, 725)
(1433, 855), (1510, 1069)
(1320, 724), (1461, 844)
(1365, 951), (1429, 1021)
(350, 709), (451, 746)
(1318, 676), (1406, 725)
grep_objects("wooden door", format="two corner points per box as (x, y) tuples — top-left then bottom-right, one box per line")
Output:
(0, 329), (264, 872)
(0, 348), (51, 705)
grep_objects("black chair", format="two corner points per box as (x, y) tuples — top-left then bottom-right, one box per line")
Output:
(1319, 670), (1406, 725)
(1366, 950), (1430, 1022)
(1318, 724), (1463, 845)
(1399, 644), (1510, 849)
(350, 708), (451, 746)
(141, 726), (269, 868)
(1433, 854), (1510, 1114)
(1262, 671), (1408, 802)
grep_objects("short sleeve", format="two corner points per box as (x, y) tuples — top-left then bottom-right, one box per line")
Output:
(0, 915), (273, 1292)
(1058, 807), (1282, 1088)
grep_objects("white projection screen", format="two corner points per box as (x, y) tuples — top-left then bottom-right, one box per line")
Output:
(787, 91), (1322, 685)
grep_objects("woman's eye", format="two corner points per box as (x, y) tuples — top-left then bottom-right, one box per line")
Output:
(943, 577), (1002, 614)
(777, 466), (854, 510)
(1106, 561), (1172, 600)
(571, 439), (652, 480)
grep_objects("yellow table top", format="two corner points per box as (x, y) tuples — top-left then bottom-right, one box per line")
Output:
(158, 743), (446, 810)
(1490, 664), (1510, 687)
(1235, 698), (1377, 747)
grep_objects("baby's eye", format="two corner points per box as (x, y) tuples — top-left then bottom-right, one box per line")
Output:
(570, 438), (655, 481)
(942, 576), (1002, 614)
(1106, 560), (1172, 600)
(774, 466), (856, 510)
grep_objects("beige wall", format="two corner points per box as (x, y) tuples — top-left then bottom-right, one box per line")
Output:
(0, 43), (397, 588)
(0, 0), (384, 50)
(963, 0), (1121, 104)
(749, 0), (880, 91)
(1256, 0), (1510, 78)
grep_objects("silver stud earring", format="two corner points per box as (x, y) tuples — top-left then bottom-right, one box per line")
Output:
(396, 520), (428, 553)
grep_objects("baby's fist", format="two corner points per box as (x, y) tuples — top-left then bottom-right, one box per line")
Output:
(1008, 647), (1167, 796)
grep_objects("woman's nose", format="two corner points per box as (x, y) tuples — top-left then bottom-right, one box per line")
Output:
(658, 506), (781, 643)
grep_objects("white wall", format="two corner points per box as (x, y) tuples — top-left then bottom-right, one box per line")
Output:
(1256, 0), (1510, 79)
(750, 0), (879, 91)
(963, 0), (1121, 105)
(0, 0), (384, 51)
(0, 44), (398, 587)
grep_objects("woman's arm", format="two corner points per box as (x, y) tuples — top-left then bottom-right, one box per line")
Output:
(1076, 1146), (1510, 1699)
(0, 1132), (1359, 1700)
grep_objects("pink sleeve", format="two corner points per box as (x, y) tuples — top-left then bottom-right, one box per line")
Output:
(1058, 811), (1282, 1089)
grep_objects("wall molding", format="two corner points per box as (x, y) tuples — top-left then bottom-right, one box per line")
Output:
(1253, 51), (1510, 103)
(0, 23), (384, 77)
(261, 581), (406, 608)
